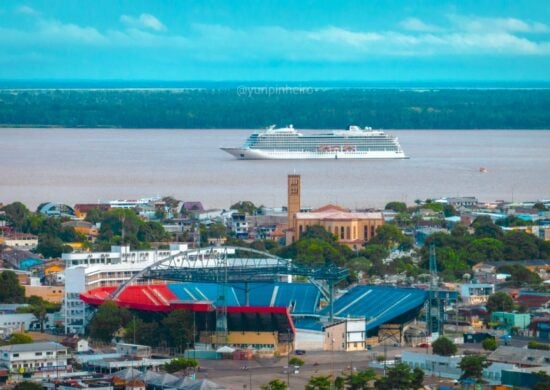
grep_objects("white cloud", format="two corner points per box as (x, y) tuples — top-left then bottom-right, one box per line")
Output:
(38, 20), (108, 44)
(2, 9), (549, 61)
(400, 17), (440, 32)
(449, 15), (549, 33)
(120, 13), (166, 32)
(16, 5), (38, 16)
(308, 27), (382, 47)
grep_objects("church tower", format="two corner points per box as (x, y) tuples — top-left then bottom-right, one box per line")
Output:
(287, 174), (301, 239)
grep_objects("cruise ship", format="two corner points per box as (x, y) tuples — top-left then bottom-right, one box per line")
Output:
(221, 125), (407, 160)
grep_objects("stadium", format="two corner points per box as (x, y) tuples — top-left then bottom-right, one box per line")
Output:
(80, 246), (428, 355)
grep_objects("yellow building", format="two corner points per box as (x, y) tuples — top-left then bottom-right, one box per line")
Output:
(24, 285), (64, 303)
(294, 204), (384, 248)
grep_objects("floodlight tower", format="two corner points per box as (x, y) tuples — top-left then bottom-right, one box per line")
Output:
(427, 244), (443, 338)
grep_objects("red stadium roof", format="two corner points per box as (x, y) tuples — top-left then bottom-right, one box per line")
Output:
(81, 284), (296, 334)
(80, 285), (214, 312)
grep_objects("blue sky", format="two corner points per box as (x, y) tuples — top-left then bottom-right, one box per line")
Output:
(0, 0), (549, 81)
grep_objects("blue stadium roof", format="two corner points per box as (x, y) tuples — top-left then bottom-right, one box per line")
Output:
(167, 282), (320, 313)
(165, 283), (427, 333)
(320, 285), (428, 332)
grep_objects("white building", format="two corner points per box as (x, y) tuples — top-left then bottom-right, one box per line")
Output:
(0, 313), (38, 333)
(0, 341), (69, 378)
(1, 233), (38, 250)
(402, 351), (515, 384)
(460, 282), (495, 305)
(62, 244), (188, 334)
(324, 318), (367, 352)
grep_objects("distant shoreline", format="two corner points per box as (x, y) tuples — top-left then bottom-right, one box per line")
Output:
(1, 88), (549, 129)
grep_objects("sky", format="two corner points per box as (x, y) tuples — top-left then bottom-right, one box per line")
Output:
(0, 0), (549, 82)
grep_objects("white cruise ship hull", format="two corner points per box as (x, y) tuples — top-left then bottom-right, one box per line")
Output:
(221, 147), (407, 160)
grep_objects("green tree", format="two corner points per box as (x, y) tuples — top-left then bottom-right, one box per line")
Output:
(288, 357), (304, 367)
(466, 238), (504, 263)
(472, 216), (503, 240)
(486, 292), (514, 314)
(305, 375), (332, 390)
(432, 337), (457, 356)
(498, 264), (542, 287)
(533, 371), (550, 390)
(164, 357), (198, 373)
(371, 224), (408, 249)
(411, 367), (424, 389)
(14, 382), (43, 390)
(88, 301), (131, 343)
(0, 270), (26, 303)
(84, 207), (108, 224)
(502, 231), (542, 261)
(207, 222), (228, 239)
(384, 202), (407, 213)
(443, 204), (458, 217)
(482, 338), (498, 351)
(260, 379), (287, 390)
(8, 333), (33, 344)
(230, 201), (258, 215)
(2, 202), (30, 230)
(162, 309), (193, 351)
(346, 368), (377, 389)
(35, 234), (71, 258)
(459, 355), (490, 382)
(533, 202), (548, 212)
(374, 363), (416, 389)
(123, 317), (161, 346)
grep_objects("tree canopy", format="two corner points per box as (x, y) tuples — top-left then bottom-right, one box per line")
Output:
(88, 301), (131, 342)
(459, 355), (490, 382)
(0, 270), (26, 303)
(432, 337), (457, 356)
(486, 292), (514, 314)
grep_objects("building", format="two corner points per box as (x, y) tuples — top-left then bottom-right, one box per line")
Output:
(324, 318), (367, 352)
(460, 282), (495, 305)
(116, 343), (151, 358)
(402, 351), (514, 384)
(491, 312), (531, 331)
(287, 174), (302, 244)
(228, 213), (248, 239)
(489, 346), (550, 368)
(293, 204), (384, 248)
(0, 341), (69, 378)
(0, 313), (38, 332)
(63, 243), (189, 334)
(0, 233), (38, 250)
(24, 285), (64, 304)
(38, 202), (75, 218)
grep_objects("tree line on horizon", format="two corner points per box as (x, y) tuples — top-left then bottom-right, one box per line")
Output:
(0, 88), (549, 129)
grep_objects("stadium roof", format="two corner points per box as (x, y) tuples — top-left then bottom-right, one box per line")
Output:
(319, 285), (428, 332)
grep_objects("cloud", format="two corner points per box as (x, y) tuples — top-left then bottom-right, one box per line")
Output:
(37, 20), (108, 44)
(120, 13), (166, 32)
(2, 8), (549, 62)
(308, 27), (382, 47)
(16, 5), (39, 16)
(400, 17), (440, 32)
(449, 15), (549, 33)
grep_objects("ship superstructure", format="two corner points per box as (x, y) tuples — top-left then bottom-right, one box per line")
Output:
(221, 125), (407, 160)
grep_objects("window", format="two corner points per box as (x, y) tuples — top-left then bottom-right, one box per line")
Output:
(13, 353), (19, 357)
(35, 352), (42, 356)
